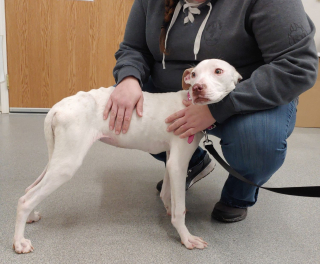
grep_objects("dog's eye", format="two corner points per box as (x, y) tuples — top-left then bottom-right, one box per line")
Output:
(191, 72), (196, 78)
(215, 68), (223, 74)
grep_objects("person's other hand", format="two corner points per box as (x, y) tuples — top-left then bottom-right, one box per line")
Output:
(103, 77), (143, 134)
(166, 100), (216, 138)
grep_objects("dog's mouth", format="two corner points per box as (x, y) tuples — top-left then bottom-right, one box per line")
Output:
(193, 97), (210, 104)
(192, 91), (210, 104)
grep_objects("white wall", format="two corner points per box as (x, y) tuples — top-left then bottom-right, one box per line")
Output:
(0, 0), (9, 113)
(302, 0), (320, 53)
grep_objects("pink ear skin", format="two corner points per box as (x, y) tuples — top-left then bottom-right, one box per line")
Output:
(182, 68), (194, 90)
(184, 74), (191, 83)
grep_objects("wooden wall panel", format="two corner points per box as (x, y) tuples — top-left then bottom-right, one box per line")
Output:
(296, 59), (320, 127)
(5, 0), (134, 108)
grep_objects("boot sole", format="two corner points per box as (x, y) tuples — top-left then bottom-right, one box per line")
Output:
(211, 209), (247, 223)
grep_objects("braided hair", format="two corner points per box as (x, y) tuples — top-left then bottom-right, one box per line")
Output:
(159, 0), (180, 54)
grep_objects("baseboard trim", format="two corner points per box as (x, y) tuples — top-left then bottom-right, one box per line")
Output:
(10, 108), (50, 113)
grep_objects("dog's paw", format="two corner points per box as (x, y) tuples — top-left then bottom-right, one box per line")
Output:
(181, 235), (208, 250)
(13, 238), (34, 254)
(27, 211), (41, 224)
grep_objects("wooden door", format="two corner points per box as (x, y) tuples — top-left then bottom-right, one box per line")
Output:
(5, 0), (134, 109)
(296, 59), (320, 127)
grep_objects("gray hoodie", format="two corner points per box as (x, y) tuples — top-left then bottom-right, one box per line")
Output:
(113, 0), (318, 123)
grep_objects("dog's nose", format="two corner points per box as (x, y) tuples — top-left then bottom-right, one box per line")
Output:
(192, 84), (205, 92)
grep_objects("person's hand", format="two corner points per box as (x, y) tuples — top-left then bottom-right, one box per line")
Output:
(103, 77), (143, 134)
(166, 100), (216, 138)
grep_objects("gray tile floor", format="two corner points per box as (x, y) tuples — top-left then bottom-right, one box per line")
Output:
(1, 113), (320, 264)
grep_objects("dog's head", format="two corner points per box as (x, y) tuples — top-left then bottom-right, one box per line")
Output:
(182, 59), (242, 105)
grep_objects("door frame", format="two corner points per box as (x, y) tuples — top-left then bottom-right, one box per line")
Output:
(0, 0), (9, 114)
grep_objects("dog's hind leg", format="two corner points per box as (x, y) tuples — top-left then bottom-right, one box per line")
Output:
(25, 165), (48, 194)
(25, 111), (57, 223)
(13, 123), (98, 254)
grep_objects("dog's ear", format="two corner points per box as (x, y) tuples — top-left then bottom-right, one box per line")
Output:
(234, 70), (243, 85)
(182, 68), (194, 90)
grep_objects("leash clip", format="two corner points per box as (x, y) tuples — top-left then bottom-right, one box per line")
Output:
(202, 130), (213, 147)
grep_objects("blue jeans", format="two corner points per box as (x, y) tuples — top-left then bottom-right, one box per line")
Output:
(143, 78), (298, 208)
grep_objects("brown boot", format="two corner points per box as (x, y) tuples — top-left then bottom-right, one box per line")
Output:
(211, 201), (247, 223)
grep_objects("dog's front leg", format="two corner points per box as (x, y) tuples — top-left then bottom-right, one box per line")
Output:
(167, 144), (208, 250)
(160, 151), (171, 215)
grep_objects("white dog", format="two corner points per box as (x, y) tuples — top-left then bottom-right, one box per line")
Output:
(13, 59), (242, 253)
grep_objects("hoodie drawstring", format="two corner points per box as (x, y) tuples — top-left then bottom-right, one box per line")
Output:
(162, 0), (213, 69)
(193, 2), (212, 60)
(162, 1), (183, 69)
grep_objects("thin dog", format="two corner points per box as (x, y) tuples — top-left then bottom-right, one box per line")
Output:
(13, 59), (242, 253)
